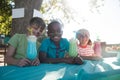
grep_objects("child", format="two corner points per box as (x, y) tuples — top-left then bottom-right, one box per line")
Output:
(76, 28), (102, 60)
(5, 17), (46, 67)
(39, 20), (83, 64)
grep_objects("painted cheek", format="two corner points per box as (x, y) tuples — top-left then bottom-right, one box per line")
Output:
(36, 32), (41, 37)
(32, 31), (40, 37)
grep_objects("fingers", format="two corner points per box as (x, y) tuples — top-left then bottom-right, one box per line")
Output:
(31, 58), (40, 66)
(17, 58), (31, 67)
(74, 57), (84, 65)
(24, 58), (31, 64)
(17, 58), (40, 67)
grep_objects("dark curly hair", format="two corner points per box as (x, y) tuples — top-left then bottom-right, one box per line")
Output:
(29, 17), (46, 30)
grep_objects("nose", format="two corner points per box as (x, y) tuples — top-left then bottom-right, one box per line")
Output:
(36, 30), (41, 35)
(35, 29), (41, 35)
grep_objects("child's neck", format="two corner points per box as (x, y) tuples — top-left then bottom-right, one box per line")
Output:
(51, 40), (60, 47)
(79, 44), (87, 48)
(55, 42), (60, 47)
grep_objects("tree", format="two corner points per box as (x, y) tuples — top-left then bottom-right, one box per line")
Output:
(40, 0), (105, 25)
(0, 0), (12, 35)
(0, 0), (108, 36)
(11, 0), (43, 36)
(40, 0), (78, 25)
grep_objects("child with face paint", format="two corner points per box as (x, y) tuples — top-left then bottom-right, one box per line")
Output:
(5, 17), (46, 67)
(39, 20), (83, 64)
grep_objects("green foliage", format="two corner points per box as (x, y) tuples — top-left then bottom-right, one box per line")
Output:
(0, 0), (12, 35)
(89, 0), (105, 13)
(40, 0), (106, 26)
(0, 0), (107, 35)
(40, 0), (74, 25)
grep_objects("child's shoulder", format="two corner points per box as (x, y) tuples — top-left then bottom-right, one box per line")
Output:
(41, 38), (51, 43)
(60, 38), (69, 43)
(42, 37), (50, 41)
(13, 33), (26, 38)
(10, 34), (27, 43)
(61, 38), (69, 43)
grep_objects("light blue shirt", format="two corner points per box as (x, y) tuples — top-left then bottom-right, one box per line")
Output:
(39, 38), (69, 58)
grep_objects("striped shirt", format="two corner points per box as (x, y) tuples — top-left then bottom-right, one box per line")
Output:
(77, 45), (94, 56)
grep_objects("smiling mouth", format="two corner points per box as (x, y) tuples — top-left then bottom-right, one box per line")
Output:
(53, 36), (60, 41)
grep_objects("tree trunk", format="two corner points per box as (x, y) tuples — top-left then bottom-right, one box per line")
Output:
(11, 0), (43, 36)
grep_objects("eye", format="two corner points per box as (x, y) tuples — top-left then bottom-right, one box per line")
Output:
(39, 29), (43, 33)
(32, 26), (39, 30)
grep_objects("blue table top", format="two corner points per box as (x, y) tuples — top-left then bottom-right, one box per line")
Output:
(0, 57), (120, 80)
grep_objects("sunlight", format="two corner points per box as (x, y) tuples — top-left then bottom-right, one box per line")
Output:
(66, 0), (89, 13)
(95, 64), (105, 72)
(42, 68), (66, 80)
(63, 0), (120, 44)
(103, 57), (120, 69)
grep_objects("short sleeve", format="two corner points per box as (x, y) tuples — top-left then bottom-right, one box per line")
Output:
(39, 39), (49, 53)
(8, 34), (19, 48)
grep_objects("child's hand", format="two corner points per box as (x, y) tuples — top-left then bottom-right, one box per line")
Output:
(73, 57), (84, 65)
(31, 58), (40, 66)
(17, 58), (31, 67)
(64, 57), (84, 64)
(63, 57), (74, 64)
(64, 53), (70, 58)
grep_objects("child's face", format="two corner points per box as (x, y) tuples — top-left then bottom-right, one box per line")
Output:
(48, 23), (62, 42)
(77, 34), (89, 45)
(28, 25), (44, 37)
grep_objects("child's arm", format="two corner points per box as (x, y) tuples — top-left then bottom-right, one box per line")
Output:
(80, 55), (102, 60)
(39, 51), (72, 63)
(5, 45), (31, 67)
(39, 52), (83, 64)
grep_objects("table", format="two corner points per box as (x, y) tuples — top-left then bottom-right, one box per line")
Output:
(0, 57), (120, 80)
(0, 44), (7, 66)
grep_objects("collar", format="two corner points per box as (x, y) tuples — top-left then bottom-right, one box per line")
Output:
(49, 38), (62, 48)
(78, 44), (87, 48)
